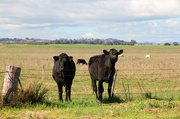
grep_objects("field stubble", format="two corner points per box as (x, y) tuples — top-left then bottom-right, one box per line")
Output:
(0, 45), (180, 100)
(0, 44), (180, 118)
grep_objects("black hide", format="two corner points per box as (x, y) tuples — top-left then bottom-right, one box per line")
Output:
(88, 49), (123, 100)
(52, 53), (76, 102)
(76, 59), (87, 65)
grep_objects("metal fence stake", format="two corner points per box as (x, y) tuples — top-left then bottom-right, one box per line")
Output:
(112, 70), (118, 98)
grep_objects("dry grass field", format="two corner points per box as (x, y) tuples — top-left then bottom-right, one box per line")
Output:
(0, 44), (180, 118)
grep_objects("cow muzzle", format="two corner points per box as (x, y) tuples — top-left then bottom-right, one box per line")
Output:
(112, 55), (117, 58)
(60, 69), (64, 72)
(60, 67), (64, 72)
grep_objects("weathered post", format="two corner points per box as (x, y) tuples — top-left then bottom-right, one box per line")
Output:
(2, 66), (21, 103)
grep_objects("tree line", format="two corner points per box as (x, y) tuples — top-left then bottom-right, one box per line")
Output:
(0, 37), (179, 46)
(0, 38), (137, 45)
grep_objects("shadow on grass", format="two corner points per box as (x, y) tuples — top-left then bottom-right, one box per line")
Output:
(144, 93), (175, 101)
(100, 96), (124, 104)
(43, 99), (102, 108)
(43, 96), (125, 108)
(148, 96), (174, 101)
(43, 101), (69, 108)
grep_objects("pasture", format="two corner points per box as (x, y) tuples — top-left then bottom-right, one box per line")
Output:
(0, 44), (180, 118)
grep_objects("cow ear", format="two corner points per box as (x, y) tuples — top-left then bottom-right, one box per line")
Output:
(53, 56), (59, 61)
(117, 50), (123, 55)
(103, 50), (109, 55)
(69, 56), (73, 61)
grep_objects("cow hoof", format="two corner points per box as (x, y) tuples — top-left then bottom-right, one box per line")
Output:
(65, 99), (71, 102)
(59, 99), (63, 102)
(98, 97), (102, 100)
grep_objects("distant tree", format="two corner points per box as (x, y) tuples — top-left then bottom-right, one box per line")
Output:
(94, 39), (102, 44)
(105, 41), (113, 45)
(81, 40), (88, 44)
(173, 42), (179, 46)
(131, 40), (137, 45)
(25, 37), (29, 40)
(112, 40), (120, 45)
(164, 42), (171, 46)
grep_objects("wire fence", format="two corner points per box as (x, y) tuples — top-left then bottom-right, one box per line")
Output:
(1, 68), (180, 74)
(0, 68), (180, 82)
(0, 68), (180, 100)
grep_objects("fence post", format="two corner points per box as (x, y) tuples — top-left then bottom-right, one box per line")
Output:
(2, 66), (21, 103)
(112, 70), (118, 98)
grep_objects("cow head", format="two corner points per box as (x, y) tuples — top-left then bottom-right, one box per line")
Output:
(53, 53), (72, 72)
(103, 49), (123, 63)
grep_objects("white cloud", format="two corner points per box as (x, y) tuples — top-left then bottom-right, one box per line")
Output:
(81, 33), (94, 38)
(0, 23), (55, 29)
(175, 31), (180, 34)
(154, 23), (158, 27)
(165, 20), (180, 27)
(1, 0), (180, 25)
(0, 0), (180, 42)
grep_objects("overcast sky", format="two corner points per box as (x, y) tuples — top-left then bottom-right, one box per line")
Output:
(0, 0), (180, 43)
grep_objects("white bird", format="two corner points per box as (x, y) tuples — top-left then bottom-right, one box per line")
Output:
(145, 54), (151, 58)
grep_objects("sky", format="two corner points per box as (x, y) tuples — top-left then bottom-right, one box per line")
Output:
(0, 0), (180, 43)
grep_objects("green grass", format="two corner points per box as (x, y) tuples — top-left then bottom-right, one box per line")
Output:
(0, 44), (180, 118)
(0, 99), (179, 118)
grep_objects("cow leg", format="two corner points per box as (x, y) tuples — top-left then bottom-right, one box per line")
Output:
(98, 81), (104, 100)
(57, 83), (63, 102)
(65, 84), (72, 102)
(92, 79), (98, 99)
(108, 80), (113, 100)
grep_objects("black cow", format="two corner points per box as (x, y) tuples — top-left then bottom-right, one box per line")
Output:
(88, 49), (123, 100)
(76, 59), (87, 65)
(52, 53), (76, 102)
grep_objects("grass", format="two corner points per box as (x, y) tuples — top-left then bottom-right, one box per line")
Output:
(0, 99), (179, 118)
(0, 44), (180, 118)
(1, 81), (48, 107)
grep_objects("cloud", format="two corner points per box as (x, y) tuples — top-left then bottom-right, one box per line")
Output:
(81, 33), (94, 38)
(1, 0), (180, 26)
(164, 20), (180, 27)
(0, 0), (180, 42)
(0, 23), (54, 29)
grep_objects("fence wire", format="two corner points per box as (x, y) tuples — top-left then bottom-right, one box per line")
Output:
(0, 69), (179, 98)
(1, 69), (180, 80)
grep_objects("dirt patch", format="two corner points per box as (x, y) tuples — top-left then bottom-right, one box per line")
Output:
(76, 115), (98, 119)
(113, 103), (137, 108)
(141, 108), (165, 113)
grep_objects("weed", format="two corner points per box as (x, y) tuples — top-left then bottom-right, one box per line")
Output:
(148, 100), (160, 108)
(122, 80), (134, 101)
(2, 81), (48, 107)
(148, 100), (179, 109)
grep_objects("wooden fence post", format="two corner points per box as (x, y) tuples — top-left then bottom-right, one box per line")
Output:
(2, 66), (21, 102)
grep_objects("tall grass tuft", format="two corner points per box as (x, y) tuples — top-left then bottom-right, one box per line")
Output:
(122, 80), (133, 101)
(2, 81), (48, 107)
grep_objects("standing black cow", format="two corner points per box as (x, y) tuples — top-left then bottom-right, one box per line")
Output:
(88, 49), (123, 100)
(52, 53), (76, 102)
(76, 59), (87, 65)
